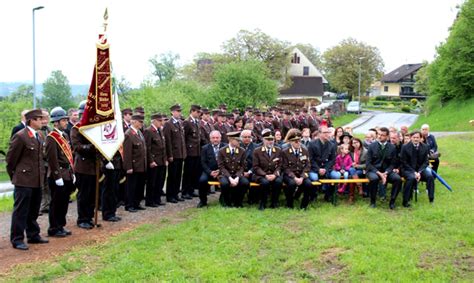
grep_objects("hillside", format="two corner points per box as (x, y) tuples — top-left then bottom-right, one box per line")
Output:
(412, 98), (474, 131)
(0, 82), (89, 97)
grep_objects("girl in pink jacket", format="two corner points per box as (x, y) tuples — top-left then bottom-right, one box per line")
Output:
(334, 144), (355, 193)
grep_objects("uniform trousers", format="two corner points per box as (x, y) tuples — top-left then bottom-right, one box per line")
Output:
(166, 158), (183, 200)
(48, 178), (74, 234)
(219, 176), (249, 207)
(182, 156), (201, 196)
(146, 165), (166, 205)
(76, 173), (96, 225)
(10, 186), (42, 244)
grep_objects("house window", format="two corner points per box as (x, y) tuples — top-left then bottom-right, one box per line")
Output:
(384, 86), (389, 92)
(303, 66), (309, 76)
(291, 53), (300, 64)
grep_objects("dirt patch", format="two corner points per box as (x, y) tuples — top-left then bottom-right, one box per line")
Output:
(454, 255), (474, 273)
(417, 252), (450, 270)
(0, 194), (218, 276)
(317, 247), (348, 280)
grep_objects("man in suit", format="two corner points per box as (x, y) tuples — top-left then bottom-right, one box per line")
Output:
(218, 131), (250, 207)
(45, 107), (75, 237)
(182, 105), (202, 199)
(10, 109), (29, 139)
(401, 131), (435, 207)
(281, 130), (314, 209)
(163, 104), (187, 203)
(144, 113), (167, 207)
(70, 100), (98, 229)
(366, 127), (402, 208)
(240, 129), (257, 204)
(252, 129), (283, 210)
(197, 130), (226, 207)
(123, 114), (147, 212)
(214, 111), (228, 144)
(308, 126), (337, 201)
(421, 124), (440, 172)
(7, 109), (48, 250)
(64, 108), (79, 138)
(199, 108), (214, 146)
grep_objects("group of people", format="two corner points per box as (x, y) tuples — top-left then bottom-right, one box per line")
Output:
(6, 102), (440, 251)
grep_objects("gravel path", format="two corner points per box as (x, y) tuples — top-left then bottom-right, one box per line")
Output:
(0, 193), (218, 274)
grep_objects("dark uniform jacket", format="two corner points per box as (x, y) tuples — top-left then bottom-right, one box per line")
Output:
(183, 117), (201, 157)
(298, 116), (309, 130)
(70, 126), (96, 175)
(366, 141), (397, 174)
(200, 120), (214, 146)
(144, 125), (167, 167)
(308, 139), (336, 173)
(123, 127), (147, 173)
(400, 142), (430, 174)
(252, 145), (281, 180)
(6, 127), (45, 188)
(218, 145), (247, 178)
(45, 129), (74, 181)
(10, 122), (26, 139)
(214, 122), (228, 144)
(308, 116), (319, 134)
(281, 119), (292, 139)
(272, 117), (281, 131)
(201, 142), (226, 175)
(163, 117), (186, 159)
(241, 142), (257, 173)
(253, 121), (264, 142)
(281, 146), (311, 179)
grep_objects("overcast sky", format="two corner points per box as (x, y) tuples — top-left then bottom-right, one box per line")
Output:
(0, 0), (463, 87)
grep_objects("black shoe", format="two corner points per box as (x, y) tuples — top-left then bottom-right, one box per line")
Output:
(403, 202), (411, 208)
(160, 190), (166, 196)
(126, 207), (138, 212)
(258, 203), (265, 211)
(104, 216), (121, 222)
(191, 192), (199, 198)
(209, 190), (216, 194)
(61, 228), (72, 236)
(370, 203), (376, 208)
(156, 201), (166, 206)
(389, 202), (395, 210)
(182, 194), (192, 200)
(176, 197), (185, 202)
(12, 242), (29, 250)
(27, 237), (49, 244)
(135, 205), (146, 210)
(78, 222), (94, 229)
(197, 202), (207, 208)
(116, 201), (125, 208)
(49, 230), (67, 237)
(145, 203), (159, 208)
(167, 198), (178, 203)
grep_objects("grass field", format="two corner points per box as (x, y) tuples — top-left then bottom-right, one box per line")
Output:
(412, 98), (474, 131)
(2, 133), (473, 281)
(332, 113), (359, 128)
(0, 195), (13, 213)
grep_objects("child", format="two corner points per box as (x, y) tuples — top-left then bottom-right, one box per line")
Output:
(334, 144), (354, 194)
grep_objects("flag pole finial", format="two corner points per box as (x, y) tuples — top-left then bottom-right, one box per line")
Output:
(103, 8), (108, 32)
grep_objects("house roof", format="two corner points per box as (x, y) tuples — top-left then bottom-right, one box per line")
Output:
(381, 64), (423, 83)
(279, 76), (323, 97)
(289, 48), (328, 84)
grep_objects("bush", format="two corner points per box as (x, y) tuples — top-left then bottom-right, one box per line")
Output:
(401, 105), (411, 113)
(391, 97), (402, 102)
(411, 98), (418, 106)
(375, 96), (388, 101)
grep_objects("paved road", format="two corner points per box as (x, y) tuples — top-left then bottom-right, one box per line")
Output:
(348, 111), (419, 134)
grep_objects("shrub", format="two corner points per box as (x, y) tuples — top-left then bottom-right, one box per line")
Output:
(401, 105), (411, 113)
(411, 98), (418, 106)
(391, 97), (402, 102)
(375, 96), (388, 101)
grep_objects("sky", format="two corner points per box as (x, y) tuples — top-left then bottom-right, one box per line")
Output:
(0, 0), (463, 88)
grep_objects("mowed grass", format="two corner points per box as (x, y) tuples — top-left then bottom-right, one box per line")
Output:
(332, 113), (359, 128)
(2, 134), (474, 281)
(0, 195), (13, 213)
(412, 98), (474, 131)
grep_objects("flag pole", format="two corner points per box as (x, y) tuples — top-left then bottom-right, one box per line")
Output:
(94, 157), (102, 227)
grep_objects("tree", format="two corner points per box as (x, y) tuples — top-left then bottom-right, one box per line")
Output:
(180, 52), (232, 84)
(210, 60), (278, 110)
(114, 75), (132, 99)
(149, 52), (180, 84)
(222, 29), (291, 83)
(42, 70), (74, 110)
(9, 84), (33, 102)
(414, 61), (429, 96)
(322, 38), (384, 100)
(293, 43), (323, 70)
(427, 0), (474, 103)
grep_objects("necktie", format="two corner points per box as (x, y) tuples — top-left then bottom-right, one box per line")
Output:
(35, 132), (40, 143)
(214, 145), (219, 157)
(268, 149), (271, 157)
(231, 148), (234, 156)
(138, 130), (144, 141)
(295, 150), (299, 157)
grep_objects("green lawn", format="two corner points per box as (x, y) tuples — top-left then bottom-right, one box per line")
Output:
(412, 98), (474, 131)
(332, 113), (359, 128)
(2, 134), (474, 281)
(0, 195), (13, 213)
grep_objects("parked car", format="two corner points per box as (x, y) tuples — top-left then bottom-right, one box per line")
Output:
(346, 101), (362, 114)
(336, 93), (348, 100)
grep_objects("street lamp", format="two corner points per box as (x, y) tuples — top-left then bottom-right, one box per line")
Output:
(32, 5), (44, 109)
(357, 57), (365, 113)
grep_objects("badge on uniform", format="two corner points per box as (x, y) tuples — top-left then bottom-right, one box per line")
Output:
(272, 158), (280, 162)
(300, 155), (307, 161)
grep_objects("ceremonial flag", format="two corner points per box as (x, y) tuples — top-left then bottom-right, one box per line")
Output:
(78, 9), (124, 160)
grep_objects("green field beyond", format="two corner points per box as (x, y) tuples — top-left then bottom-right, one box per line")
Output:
(3, 134), (474, 281)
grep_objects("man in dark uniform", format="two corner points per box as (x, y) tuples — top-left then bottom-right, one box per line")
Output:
(122, 108), (133, 132)
(102, 151), (123, 221)
(263, 112), (274, 131)
(218, 131), (250, 207)
(291, 109), (300, 129)
(366, 127), (402, 208)
(7, 109), (49, 250)
(123, 114), (147, 212)
(117, 107), (133, 207)
(199, 108), (214, 146)
(252, 129), (283, 210)
(281, 110), (293, 139)
(10, 109), (28, 139)
(45, 107), (75, 237)
(299, 108), (309, 130)
(144, 113), (167, 207)
(243, 107), (253, 125)
(70, 100), (97, 229)
(198, 130), (226, 207)
(401, 131), (436, 207)
(214, 111), (228, 144)
(308, 107), (320, 134)
(252, 110), (264, 143)
(271, 107), (281, 131)
(240, 129), (257, 204)
(281, 130), (314, 209)
(182, 105), (202, 199)
(163, 104), (187, 203)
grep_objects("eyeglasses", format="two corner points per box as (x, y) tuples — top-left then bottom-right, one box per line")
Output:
(241, 136), (252, 138)
(321, 131), (330, 134)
